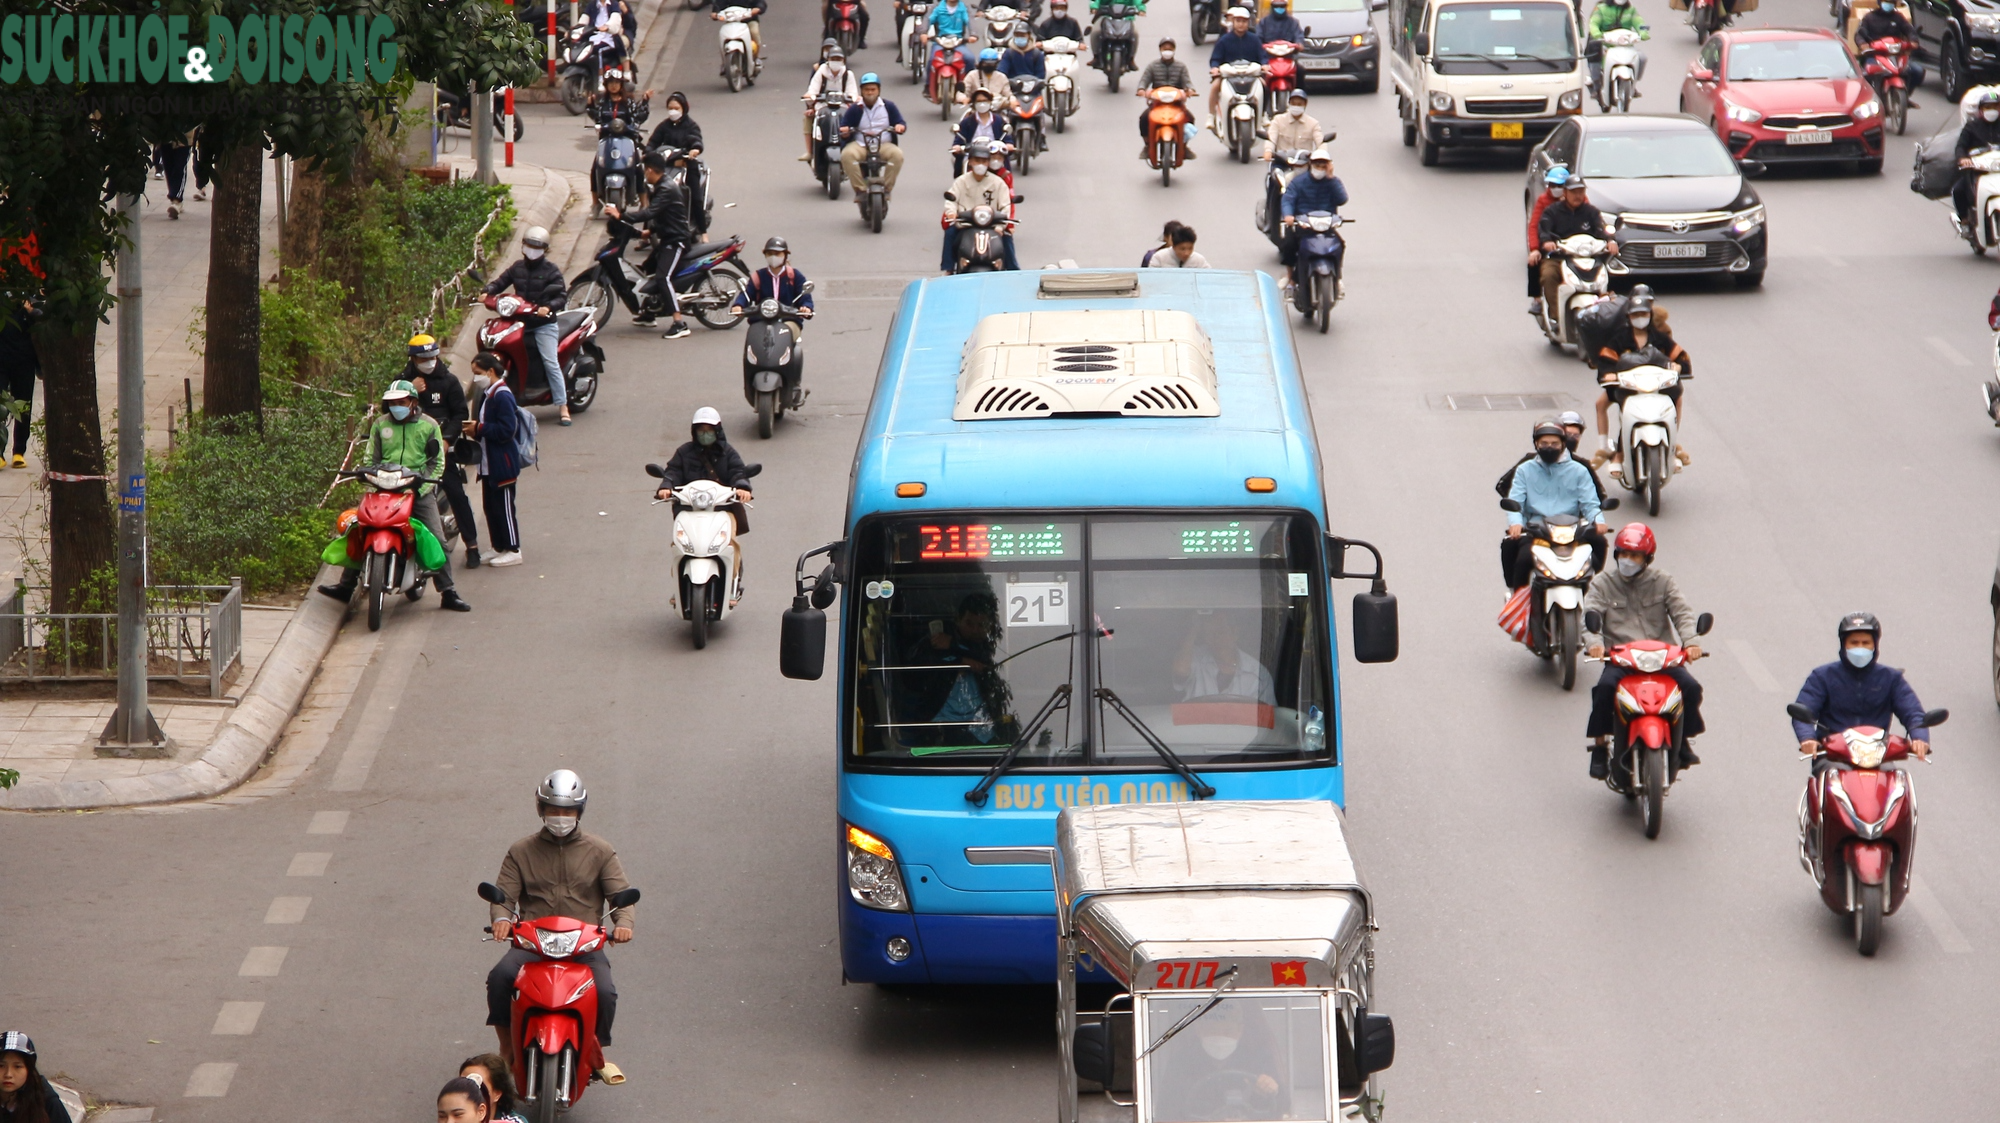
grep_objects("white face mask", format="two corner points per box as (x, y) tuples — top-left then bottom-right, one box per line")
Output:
(415, 359), (438, 374)
(975, 103), (993, 116)
(970, 161), (989, 176)
(1199, 1035), (1240, 1060)
(523, 247), (545, 261)
(1160, 49), (1175, 60)
(665, 107), (684, 121)
(830, 61), (846, 73)
(543, 814), (579, 838)
(1309, 166), (1329, 179)
(765, 254), (786, 269)
(473, 373), (494, 390)
(1985, 108), (1999, 122)
(1629, 314), (1651, 331)
(1288, 104), (1305, 117)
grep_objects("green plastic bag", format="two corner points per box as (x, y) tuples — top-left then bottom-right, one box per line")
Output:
(318, 522), (448, 572)
(321, 533), (359, 569)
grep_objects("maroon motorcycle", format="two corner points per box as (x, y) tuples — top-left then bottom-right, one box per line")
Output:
(476, 293), (606, 412)
(1859, 35), (1915, 136)
(1790, 701), (1948, 956)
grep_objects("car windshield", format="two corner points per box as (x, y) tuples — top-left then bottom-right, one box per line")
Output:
(845, 514), (1333, 767)
(1578, 130), (1739, 177)
(1725, 37), (1856, 81)
(1431, 2), (1575, 71)
(1290, 0), (1367, 12)
(1144, 994), (1329, 1123)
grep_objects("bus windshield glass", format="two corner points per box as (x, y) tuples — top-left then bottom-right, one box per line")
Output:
(846, 514), (1332, 767)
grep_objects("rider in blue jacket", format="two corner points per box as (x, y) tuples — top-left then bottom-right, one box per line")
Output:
(1277, 148), (1349, 291)
(1501, 418), (1609, 589)
(1793, 613), (1934, 766)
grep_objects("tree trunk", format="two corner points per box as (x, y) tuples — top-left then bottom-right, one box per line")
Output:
(280, 157), (324, 285)
(203, 143), (264, 428)
(32, 322), (115, 616)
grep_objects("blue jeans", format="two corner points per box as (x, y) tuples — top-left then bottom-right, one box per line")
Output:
(528, 321), (565, 408)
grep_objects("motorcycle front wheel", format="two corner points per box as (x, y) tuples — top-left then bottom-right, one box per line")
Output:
(869, 190), (886, 233)
(689, 582), (711, 649)
(727, 55), (746, 92)
(1614, 76), (1631, 113)
(1855, 882), (1884, 956)
(569, 273), (616, 330)
(560, 73), (591, 115)
(533, 1049), (562, 1123)
(366, 552), (389, 632)
(1640, 746), (1665, 839)
(1887, 84), (1908, 135)
(757, 390), (776, 438)
(1557, 607), (1579, 690)
(1644, 443), (1665, 515)
(1313, 273), (1331, 334)
(825, 165), (842, 199)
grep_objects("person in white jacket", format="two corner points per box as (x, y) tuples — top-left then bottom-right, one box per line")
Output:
(802, 46), (864, 161)
(1147, 224), (1209, 267)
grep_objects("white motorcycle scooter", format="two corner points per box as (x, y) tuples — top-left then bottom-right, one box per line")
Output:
(645, 468), (762, 648)
(718, 5), (760, 92)
(1044, 36), (1083, 131)
(1954, 146), (2000, 254)
(1596, 27), (1643, 113)
(1216, 59), (1266, 162)
(1535, 233), (1617, 357)
(1605, 351), (1682, 516)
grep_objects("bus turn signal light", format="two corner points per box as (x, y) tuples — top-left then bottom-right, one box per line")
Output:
(896, 482), (927, 497)
(847, 824), (896, 860)
(1246, 477), (1277, 493)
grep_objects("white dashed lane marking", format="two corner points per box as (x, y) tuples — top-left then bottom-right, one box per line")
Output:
(263, 897), (311, 924)
(210, 1002), (264, 1036)
(306, 810), (349, 834)
(286, 852), (332, 877)
(183, 1063), (237, 1098)
(237, 947), (288, 977)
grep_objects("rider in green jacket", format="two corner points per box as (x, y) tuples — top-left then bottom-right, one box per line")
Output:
(318, 379), (471, 612)
(1585, 0), (1648, 95)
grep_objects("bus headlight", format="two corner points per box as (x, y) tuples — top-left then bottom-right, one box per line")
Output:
(846, 824), (911, 911)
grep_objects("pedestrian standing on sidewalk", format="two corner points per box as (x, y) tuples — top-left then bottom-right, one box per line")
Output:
(0, 300), (40, 469)
(154, 130), (208, 220)
(436, 1077), (491, 1123)
(458, 1056), (527, 1123)
(0, 1032), (65, 1123)
(467, 352), (525, 568)
(405, 334), (482, 569)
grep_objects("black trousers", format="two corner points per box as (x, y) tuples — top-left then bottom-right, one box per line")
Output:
(1527, 262), (1541, 298)
(1955, 168), (1982, 224)
(612, 241), (686, 315)
(487, 946), (618, 1045)
(1588, 663), (1705, 739)
(4, 364), (32, 456)
(440, 462), (479, 549)
(482, 477), (521, 553)
(1500, 526), (1607, 588)
(156, 142), (207, 202)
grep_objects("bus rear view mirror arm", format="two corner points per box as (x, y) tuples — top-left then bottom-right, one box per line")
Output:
(781, 540), (846, 680)
(1328, 536), (1398, 663)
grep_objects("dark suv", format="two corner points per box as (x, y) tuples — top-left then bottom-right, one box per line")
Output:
(1293, 0), (1388, 92)
(1908, 0), (2000, 99)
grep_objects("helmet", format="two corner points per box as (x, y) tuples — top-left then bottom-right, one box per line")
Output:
(604, 70), (625, 84)
(967, 136), (995, 158)
(382, 379), (416, 403)
(1543, 165), (1570, 187)
(1287, 88), (1309, 103)
(860, 71), (882, 86)
(1556, 409), (1584, 428)
(763, 236), (790, 255)
(536, 769), (587, 812)
(823, 35), (840, 49)
(1159, 36), (1178, 48)
(1837, 612), (1882, 644)
(1979, 89), (2000, 108)
(1531, 418), (1565, 443)
(1308, 146), (1334, 163)
(979, 46), (1002, 61)
(523, 226), (550, 250)
(1626, 288), (1655, 315)
(827, 44), (846, 59)
(1612, 522), (1657, 558)
(1226, 5), (1252, 17)
(693, 406), (722, 427)
(407, 333), (440, 361)
(0, 1032), (36, 1059)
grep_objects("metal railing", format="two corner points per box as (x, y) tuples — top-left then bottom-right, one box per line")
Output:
(0, 579), (245, 698)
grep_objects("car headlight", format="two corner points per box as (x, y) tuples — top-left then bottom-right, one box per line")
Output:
(1968, 11), (2000, 32)
(1558, 88), (1583, 110)
(846, 824), (911, 911)
(1722, 101), (1762, 123)
(536, 928), (582, 958)
(1728, 204), (1765, 236)
(1852, 97), (1881, 120)
(1429, 90), (1453, 113)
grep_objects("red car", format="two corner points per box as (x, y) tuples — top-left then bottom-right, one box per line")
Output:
(1678, 27), (1886, 173)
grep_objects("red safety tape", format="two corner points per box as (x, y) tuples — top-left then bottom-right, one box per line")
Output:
(44, 472), (113, 483)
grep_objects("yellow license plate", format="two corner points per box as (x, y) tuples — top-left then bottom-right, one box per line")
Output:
(1491, 121), (1525, 140)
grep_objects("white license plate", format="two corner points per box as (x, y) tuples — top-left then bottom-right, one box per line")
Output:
(1785, 129), (1834, 145)
(1302, 58), (1341, 69)
(1652, 242), (1706, 259)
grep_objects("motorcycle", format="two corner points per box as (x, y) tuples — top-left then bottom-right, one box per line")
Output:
(1535, 233), (1615, 354)
(1289, 210), (1349, 333)
(1980, 332), (2000, 424)
(1261, 40), (1302, 117)
(1006, 75), (1048, 174)
(810, 91), (855, 199)
(737, 282), (816, 437)
(948, 199), (1015, 272)
(1093, 1), (1140, 91)
(1953, 146), (2000, 254)
(437, 88), (526, 140)
(717, 5), (760, 91)
(1216, 60), (1265, 162)
(854, 131), (895, 231)
(642, 473), (761, 648)
(1604, 348), (1682, 516)
(984, 4), (1022, 49)
(903, 0), (935, 77)
(1190, 0), (1221, 44)
(592, 118), (643, 216)
(476, 293), (606, 412)
(334, 459), (444, 633)
(559, 18), (626, 116)
(1789, 701), (1949, 955)
(565, 222), (753, 331)
(477, 881), (642, 1123)
(930, 34), (970, 115)
(1596, 26), (1643, 112)
(1043, 36), (1083, 130)
(828, 0), (865, 53)
(1584, 611), (1713, 840)
(1257, 148), (1309, 246)
(1688, 0), (1729, 44)
(1145, 86), (1192, 185)
(1499, 496), (1618, 690)
(1859, 35), (1915, 135)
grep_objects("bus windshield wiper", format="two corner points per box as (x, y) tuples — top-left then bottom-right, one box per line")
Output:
(1095, 688), (1217, 799)
(965, 684), (1073, 807)
(1138, 965), (1241, 1058)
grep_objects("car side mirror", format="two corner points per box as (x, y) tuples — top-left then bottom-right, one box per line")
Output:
(1922, 708), (1950, 728)
(1695, 612), (1713, 636)
(1738, 158), (1767, 176)
(743, 462), (764, 478)
(1499, 498), (1522, 512)
(1357, 1012), (1395, 1075)
(607, 888), (641, 909)
(781, 597), (828, 680)
(644, 463), (666, 478)
(1690, 65), (1713, 81)
(1602, 496), (1621, 511)
(1072, 1021), (1115, 1087)
(1787, 702), (1819, 726)
(1584, 609), (1603, 634)
(1411, 30), (1429, 54)
(477, 882), (509, 905)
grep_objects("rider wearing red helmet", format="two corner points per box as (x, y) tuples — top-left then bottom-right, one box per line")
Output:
(1581, 522), (1706, 779)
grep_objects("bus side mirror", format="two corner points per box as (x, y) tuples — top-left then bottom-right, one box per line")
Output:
(1352, 589), (1398, 664)
(781, 597), (827, 680)
(1357, 1012), (1395, 1075)
(1072, 1021), (1115, 1087)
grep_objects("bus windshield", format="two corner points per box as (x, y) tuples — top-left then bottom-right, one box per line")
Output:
(847, 513), (1332, 768)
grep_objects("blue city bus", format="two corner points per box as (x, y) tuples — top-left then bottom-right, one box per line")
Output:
(779, 268), (1398, 985)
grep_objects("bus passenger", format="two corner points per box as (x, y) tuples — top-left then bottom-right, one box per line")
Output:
(1173, 611), (1274, 703)
(905, 593), (1001, 743)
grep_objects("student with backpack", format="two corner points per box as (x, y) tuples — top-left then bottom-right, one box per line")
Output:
(466, 352), (531, 567)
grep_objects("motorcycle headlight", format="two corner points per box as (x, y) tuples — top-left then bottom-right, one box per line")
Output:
(675, 524), (692, 547)
(846, 824), (911, 911)
(1557, 88), (1583, 110)
(1852, 98), (1881, 121)
(777, 347), (793, 365)
(1428, 90), (1453, 113)
(1631, 648), (1668, 673)
(536, 928), (583, 958)
(1722, 101), (1762, 123)
(1728, 204), (1765, 236)
(709, 526), (731, 550)
(745, 345), (758, 362)
(1967, 11), (2000, 32)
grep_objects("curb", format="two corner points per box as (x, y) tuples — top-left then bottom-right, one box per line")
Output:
(446, 164), (575, 373)
(0, 568), (349, 812)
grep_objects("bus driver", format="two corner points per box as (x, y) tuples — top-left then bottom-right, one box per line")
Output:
(1173, 611), (1275, 704)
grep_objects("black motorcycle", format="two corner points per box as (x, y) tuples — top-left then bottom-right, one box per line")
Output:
(1189, 0), (1221, 43)
(436, 88), (526, 140)
(1092, 1), (1139, 91)
(854, 132), (894, 232)
(1257, 148), (1309, 247)
(811, 92), (854, 199)
(592, 116), (646, 215)
(948, 197), (1017, 273)
(739, 282), (816, 438)
(567, 218), (752, 330)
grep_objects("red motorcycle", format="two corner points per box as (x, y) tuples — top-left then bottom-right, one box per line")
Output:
(1789, 702), (1947, 956)
(334, 460), (443, 632)
(827, 0), (864, 54)
(1587, 610), (1711, 839)
(1261, 40), (1301, 117)
(476, 293), (606, 412)
(1687, 0), (1729, 43)
(928, 34), (969, 116)
(1859, 35), (1915, 135)
(478, 881), (642, 1122)
(1145, 87), (1193, 185)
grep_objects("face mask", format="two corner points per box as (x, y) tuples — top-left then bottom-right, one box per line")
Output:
(388, 404), (412, 421)
(1288, 104), (1305, 117)
(1014, 36), (1029, 47)
(1199, 1035), (1240, 1061)
(975, 102), (993, 115)
(1310, 166), (1329, 179)
(543, 814), (579, 838)
(415, 359), (438, 374)
(1616, 557), (1644, 578)
(1537, 445), (1563, 464)
(767, 255), (788, 271)
(863, 94), (878, 105)
(1629, 314), (1651, 331)
(1845, 647), (1874, 668)
(970, 160), (991, 176)
(523, 247), (545, 261)
(696, 429), (718, 447)
(666, 107), (684, 120)
(1161, 49), (1175, 60)
(980, 61), (998, 72)
(830, 61), (846, 73)
(1985, 108), (1999, 122)
(473, 372), (493, 390)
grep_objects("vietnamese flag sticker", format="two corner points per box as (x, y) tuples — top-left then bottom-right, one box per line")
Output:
(1270, 960), (1308, 986)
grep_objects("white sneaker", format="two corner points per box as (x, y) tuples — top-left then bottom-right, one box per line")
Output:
(1335, 280), (1346, 300)
(1529, 299), (1543, 316)
(194, 188), (208, 201)
(486, 551), (523, 567)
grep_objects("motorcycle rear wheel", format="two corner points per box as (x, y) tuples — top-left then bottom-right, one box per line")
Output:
(757, 390), (776, 438)
(366, 552), (388, 632)
(1644, 443), (1665, 516)
(570, 274), (615, 330)
(1640, 746), (1665, 839)
(690, 582), (711, 649)
(533, 1049), (562, 1123)
(560, 74), (591, 115)
(566, 356), (599, 413)
(692, 268), (750, 329)
(1855, 882), (1884, 956)
(1557, 608), (1579, 691)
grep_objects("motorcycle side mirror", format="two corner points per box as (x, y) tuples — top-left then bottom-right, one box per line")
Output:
(1584, 609), (1603, 634)
(1602, 497), (1622, 511)
(1411, 30), (1429, 54)
(800, 280), (816, 293)
(465, 266), (487, 285)
(1922, 708), (1950, 728)
(477, 882), (509, 905)
(743, 462), (764, 478)
(1499, 498), (1522, 512)
(1012, 194), (1026, 204)
(644, 463), (667, 478)
(1694, 612), (1713, 636)
(1787, 702), (1820, 726)
(607, 888), (642, 909)
(944, 190), (957, 199)
(1738, 158), (1767, 177)
(425, 437), (440, 457)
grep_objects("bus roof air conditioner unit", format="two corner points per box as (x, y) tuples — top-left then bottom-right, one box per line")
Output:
(953, 310), (1220, 421)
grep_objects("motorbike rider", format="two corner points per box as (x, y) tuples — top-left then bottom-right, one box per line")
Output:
(1257, 0), (1304, 43)
(926, 0), (975, 83)
(604, 152), (694, 339)
(645, 92), (708, 237)
(952, 88), (1016, 173)
(802, 45), (862, 162)
(1264, 88), (1322, 159)
(1497, 409), (1606, 505)
(480, 227), (570, 425)
(1582, 522), (1705, 777)
(1856, 1), (1924, 89)
(1001, 27), (1048, 77)
(1793, 613), (1933, 767)
(1207, 7), (1266, 131)
(404, 335), (482, 570)
(823, 0), (871, 48)
(485, 771), (633, 1075)
(1590, 285), (1691, 467)
(1278, 147), (1348, 297)
(655, 407), (756, 534)
(1502, 418), (1610, 589)
(1584, 0), (1648, 94)
(588, 72), (651, 211)
(840, 75), (910, 196)
(1526, 165), (1568, 316)
(961, 47), (1017, 106)
(318, 380), (472, 612)
(712, 0), (767, 63)
(1954, 90), (2000, 230)
(941, 137), (1020, 272)
(731, 237), (816, 341)
(1137, 38), (1198, 158)
(584, 0), (633, 81)
(1536, 176), (1617, 316)
(1039, 0), (1086, 44)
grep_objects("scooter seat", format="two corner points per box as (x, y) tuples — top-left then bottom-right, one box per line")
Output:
(556, 307), (594, 337)
(685, 240), (734, 260)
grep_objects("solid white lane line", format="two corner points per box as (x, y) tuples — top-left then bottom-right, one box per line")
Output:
(263, 897), (311, 924)
(286, 852), (332, 877)
(1925, 336), (1974, 367)
(183, 1063), (237, 1097)
(210, 1002), (265, 1036)
(1726, 638), (1781, 694)
(237, 947), (288, 977)
(306, 810), (349, 835)
(1909, 875), (1974, 954)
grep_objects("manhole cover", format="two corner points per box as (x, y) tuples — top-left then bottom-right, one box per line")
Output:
(1425, 392), (1574, 413)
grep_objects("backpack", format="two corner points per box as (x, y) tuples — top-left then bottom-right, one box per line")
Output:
(513, 402), (539, 468)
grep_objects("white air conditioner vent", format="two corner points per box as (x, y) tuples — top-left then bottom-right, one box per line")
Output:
(953, 310), (1219, 421)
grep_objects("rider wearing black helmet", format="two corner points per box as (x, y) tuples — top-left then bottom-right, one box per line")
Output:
(1500, 417), (1610, 588)
(732, 236), (817, 342)
(1589, 284), (1692, 464)
(1793, 613), (1935, 767)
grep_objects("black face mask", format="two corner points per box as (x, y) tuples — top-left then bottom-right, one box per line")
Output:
(1561, 432), (1579, 451)
(1537, 445), (1563, 464)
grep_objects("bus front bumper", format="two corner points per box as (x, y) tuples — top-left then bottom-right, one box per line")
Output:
(842, 897), (1123, 984)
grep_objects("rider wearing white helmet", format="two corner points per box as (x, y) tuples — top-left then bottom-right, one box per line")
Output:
(656, 407), (757, 531)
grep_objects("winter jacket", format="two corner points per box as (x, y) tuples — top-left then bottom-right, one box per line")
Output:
(490, 826), (638, 931)
(1527, 190), (1556, 251)
(1505, 451), (1602, 526)
(1581, 565), (1696, 651)
(733, 266), (814, 311)
(1593, 322), (1690, 380)
(1280, 171), (1347, 218)
(646, 114), (706, 155)
(588, 94), (650, 132)
(953, 109), (1014, 150)
(365, 412), (446, 496)
(1038, 14), (1084, 39)
(659, 428), (754, 489)
(1539, 198), (1611, 246)
(1265, 111), (1323, 155)
(1586, 1), (1646, 39)
(623, 173), (690, 245)
(1147, 247), (1209, 267)
(841, 98), (909, 136)
(1257, 12), (1304, 42)
(947, 168), (1013, 219)
(482, 257), (569, 325)
(0, 318), (37, 376)
(1209, 30), (1266, 67)
(1497, 448), (1606, 504)
(1792, 659), (1932, 745)
(405, 360), (468, 441)
(1856, 6), (1914, 41)
(474, 381), (523, 483)
(1956, 115), (2000, 161)
(807, 63), (862, 102)
(0, 1074), (67, 1123)
(1138, 57), (1195, 90)
(1000, 46), (1047, 78)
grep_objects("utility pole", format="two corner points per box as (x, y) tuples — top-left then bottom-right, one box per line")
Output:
(472, 84), (496, 185)
(101, 194), (162, 752)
